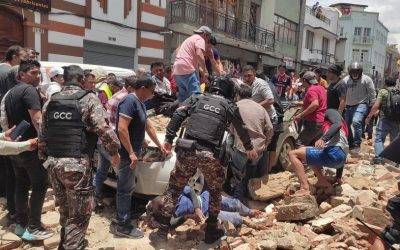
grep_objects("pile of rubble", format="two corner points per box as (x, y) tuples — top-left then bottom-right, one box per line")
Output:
(221, 161), (399, 249)
(0, 189), (60, 250)
(0, 143), (399, 249)
(148, 115), (170, 133)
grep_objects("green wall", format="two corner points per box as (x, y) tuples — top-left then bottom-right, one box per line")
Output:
(274, 0), (301, 23)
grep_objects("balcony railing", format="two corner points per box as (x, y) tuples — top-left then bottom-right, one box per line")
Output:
(353, 36), (374, 44)
(307, 6), (331, 25)
(169, 0), (275, 51)
(309, 49), (335, 65)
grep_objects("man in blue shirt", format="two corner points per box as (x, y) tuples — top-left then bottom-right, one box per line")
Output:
(115, 77), (168, 238)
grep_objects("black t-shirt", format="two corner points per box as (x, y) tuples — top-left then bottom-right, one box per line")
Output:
(116, 93), (147, 160)
(5, 82), (42, 140)
(327, 79), (347, 110)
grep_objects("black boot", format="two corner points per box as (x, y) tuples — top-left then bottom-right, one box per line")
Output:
(204, 215), (224, 244)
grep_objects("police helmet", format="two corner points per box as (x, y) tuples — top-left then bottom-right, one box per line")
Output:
(348, 62), (363, 80)
(209, 76), (235, 100)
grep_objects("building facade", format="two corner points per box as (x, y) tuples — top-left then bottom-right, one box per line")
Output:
(385, 44), (400, 79)
(331, 3), (388, 82)
(166, 0), (305, 78)
(300, 4), (339, 69)
(0, 0), (167, 70)
(273, 0), (304, 72)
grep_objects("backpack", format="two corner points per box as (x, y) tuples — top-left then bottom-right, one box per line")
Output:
(384, 88), (400, 121)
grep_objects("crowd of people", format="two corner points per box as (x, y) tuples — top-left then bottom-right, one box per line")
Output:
(0, 24), (399, 249)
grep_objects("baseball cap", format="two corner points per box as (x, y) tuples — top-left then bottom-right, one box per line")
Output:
(49, 67), (64, 79)
(302, 71), (318, 85)
(194, 26), (212, 35)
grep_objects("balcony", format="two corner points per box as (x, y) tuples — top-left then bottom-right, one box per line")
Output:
(353, 36), (374, 45)
(307, 6), (331, 25)
(169, 0), (275, 51)
(309, 49), (335, 65)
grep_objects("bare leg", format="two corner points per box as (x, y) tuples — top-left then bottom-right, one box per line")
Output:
(288, 148), (310, 193)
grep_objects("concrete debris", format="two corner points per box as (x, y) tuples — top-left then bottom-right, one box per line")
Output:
(248, 172), (292, 201)
(0, 142), (398, 250)
(276, 195), (319, 221)
(0, 230), (23, 250)
(309, 217), (334, 233)
(257, 240), (277, 250)
(355, 190), (377, 206)
(320, 204), (352, 220)
(318, 202), (332, 214)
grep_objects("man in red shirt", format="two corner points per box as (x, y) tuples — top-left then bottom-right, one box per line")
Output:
(294, 71), (327, 147)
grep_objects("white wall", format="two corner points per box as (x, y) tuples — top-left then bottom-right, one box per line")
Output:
(85, 0), (137, 49)
(301, 27), (337, 64)
(304, 6), (339, 35)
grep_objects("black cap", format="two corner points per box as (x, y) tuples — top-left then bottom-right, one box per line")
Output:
(328, 65), (343, 76)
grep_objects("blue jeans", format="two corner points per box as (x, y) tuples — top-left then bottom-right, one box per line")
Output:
(344, 103), (368, 147)
(93, 145), (111, 197)
(374, 118), (399, 159)
(174, 72), (201, 102)
(175, 189), (250, 226)
(116, 157), (136, 224)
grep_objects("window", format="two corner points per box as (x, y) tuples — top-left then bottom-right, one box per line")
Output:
(305, 30), (314, 50)
(354, 27), (362, 36)
(352, 49), (360, 62)
(364, 28), (371, 37)
(361, 49), (369, 62)
(274, 15), (298, 46)
(340, 27), (344, 36)
(322, 37), (329, 53)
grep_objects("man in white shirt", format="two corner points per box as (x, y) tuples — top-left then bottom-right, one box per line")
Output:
(45, 67), (64, 98)
(151, 62), (171, 95)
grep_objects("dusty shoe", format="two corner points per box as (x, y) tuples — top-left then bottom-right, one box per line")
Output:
(204, 217), (225, 244)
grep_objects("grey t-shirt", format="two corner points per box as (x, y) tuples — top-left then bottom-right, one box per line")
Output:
(344, 74), (376, 106)
(250, 77), (277, 121)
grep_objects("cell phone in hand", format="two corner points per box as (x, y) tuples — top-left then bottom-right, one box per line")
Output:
(10, 120), (31, 141)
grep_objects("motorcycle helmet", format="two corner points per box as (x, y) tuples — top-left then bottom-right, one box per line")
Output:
(348, 62), (363, 80)
(209, 76), (235, 100)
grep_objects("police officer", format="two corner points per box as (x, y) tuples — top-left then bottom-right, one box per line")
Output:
(38, 65), (121, 250)
(161, 77), (257, 244)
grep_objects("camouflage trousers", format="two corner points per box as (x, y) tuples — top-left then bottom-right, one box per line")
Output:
(48, 164), (94, 250)
(161, 150), (224, 219)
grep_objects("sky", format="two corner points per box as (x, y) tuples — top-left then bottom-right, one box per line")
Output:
(307, 0), (400, 45)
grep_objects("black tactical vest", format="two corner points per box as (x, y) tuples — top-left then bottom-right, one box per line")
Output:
(185, 94), (228, 148)
(45, 90), (98, 158)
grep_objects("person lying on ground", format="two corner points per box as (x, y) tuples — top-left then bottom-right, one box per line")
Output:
(288, 109), (349, 196)
(147, 186), (264, 229)
(0, 124), (37, 155)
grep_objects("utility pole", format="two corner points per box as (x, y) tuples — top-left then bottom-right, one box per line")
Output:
(296, 0), (307, 72)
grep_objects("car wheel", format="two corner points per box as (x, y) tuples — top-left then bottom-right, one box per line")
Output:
(278, 138), (295, 171)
